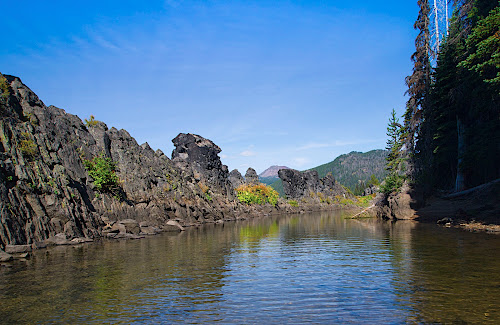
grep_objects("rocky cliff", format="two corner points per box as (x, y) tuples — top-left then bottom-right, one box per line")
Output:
(0, 74), (273, 251)
(0, 73), (360, 254)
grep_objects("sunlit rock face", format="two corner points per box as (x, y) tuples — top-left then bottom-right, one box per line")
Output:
(171, 133), (233, 197)
(244, 168), (259, 185)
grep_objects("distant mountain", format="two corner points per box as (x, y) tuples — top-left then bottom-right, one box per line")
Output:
(270, 150), (388, 196)
(259, 165), (290, 178)
(259, 165), (290, 185)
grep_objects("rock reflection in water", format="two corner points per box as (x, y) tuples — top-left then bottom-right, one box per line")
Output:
(0, 211), (499, 324)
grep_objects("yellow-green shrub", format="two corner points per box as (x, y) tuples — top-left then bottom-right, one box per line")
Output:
(236, 184), (279, 206)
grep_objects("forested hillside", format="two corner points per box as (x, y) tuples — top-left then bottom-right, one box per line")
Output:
(384, 0), (499, 195)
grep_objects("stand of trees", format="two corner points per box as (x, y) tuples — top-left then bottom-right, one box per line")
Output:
(385, 0), (499, 194)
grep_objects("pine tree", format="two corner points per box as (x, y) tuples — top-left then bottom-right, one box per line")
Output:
(404, 0), (432, 160)
(385, 109), (403, 173)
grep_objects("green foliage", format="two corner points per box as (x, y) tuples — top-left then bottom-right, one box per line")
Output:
(353, 174), (380, 196)
(84, 115), (99, 127)
(288, 200), (298, 207)
(83, 153), (119, 193)
(406, 1), (500, 190)
(380, 173), (405, 194)
(270, 179), (285, 197)
(459, 6), (500, 89)
(236, 184), (279, 206)
(0, 75), (9, 99)
(19, 132), (38, 159)
(259, 176), (279, 185)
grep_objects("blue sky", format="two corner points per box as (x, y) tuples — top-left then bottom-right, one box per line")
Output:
(2, 1), (417, 174)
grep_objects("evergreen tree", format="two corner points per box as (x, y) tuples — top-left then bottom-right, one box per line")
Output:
(385, 109), (403, 173)
(404, 0), (432, 159)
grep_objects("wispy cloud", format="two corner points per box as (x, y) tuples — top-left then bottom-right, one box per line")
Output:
(292, 157), (311, 167)
(240, 150), (257, 157)
(296, 139), (380, 151)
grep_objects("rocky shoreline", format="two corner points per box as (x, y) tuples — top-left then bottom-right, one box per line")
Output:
(374, 179), (500, 234)
(0, 73), (356, 261)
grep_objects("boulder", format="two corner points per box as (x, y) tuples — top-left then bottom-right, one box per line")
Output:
(164, 220), (185, 232)
(118, 219), (140, 235)
(45, 233), (72, 246)
(4, 244), (32, 254)
(0, 249), (13, 262)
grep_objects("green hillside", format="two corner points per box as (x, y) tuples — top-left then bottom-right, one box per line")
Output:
(271, 149), (388, 196)
(259, 176), (279, 185)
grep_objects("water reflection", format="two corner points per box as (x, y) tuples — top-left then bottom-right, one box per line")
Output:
(0, 211), (499, 324)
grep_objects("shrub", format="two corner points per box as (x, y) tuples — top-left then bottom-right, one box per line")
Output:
(236, 184), (279, 206)
(288, 200), (299, 207)
(0, 75), (9, 99)
(380, 173), (405, 194)
(83, 153), (119, 192)
(19, 132), (37, 158)
(84, 115), (99, 127)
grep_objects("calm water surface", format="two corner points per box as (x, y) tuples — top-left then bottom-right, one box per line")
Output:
(1, 211), (499, 324)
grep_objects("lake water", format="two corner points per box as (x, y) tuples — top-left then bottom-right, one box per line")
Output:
(1, 211), (499, 324)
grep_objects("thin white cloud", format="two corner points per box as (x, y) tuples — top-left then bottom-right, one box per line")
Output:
(219, 154), (228, 159)
(240, 150), (257, 157)
(296, 139), (381, 151)
(292, 157), (311, 167)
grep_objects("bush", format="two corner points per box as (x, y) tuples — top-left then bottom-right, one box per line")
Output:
(0, 75), (9, 99)
(288, 200), (299, 207)
(380, 173), (405, 194)
(83, 153), (119, 192)
(236, 184), (279, 206)
(85, 115), (99, 127)
(19, 132), (37, 158)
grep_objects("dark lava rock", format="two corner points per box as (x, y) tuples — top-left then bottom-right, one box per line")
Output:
(278, 169), (349, 199)
(172, 133), (233, 196)
(245, 168), (259, 185)
(228, 169), (245, 188)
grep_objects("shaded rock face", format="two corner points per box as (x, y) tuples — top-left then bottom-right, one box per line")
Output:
(245, 168), (259, 185)
(172, 133), (233, 197)
(228, 169), (245, 188)
(278, 169), (348, 199)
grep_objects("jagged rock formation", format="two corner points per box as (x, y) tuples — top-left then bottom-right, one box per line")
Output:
(228, 169), (244, 188)
(244, 168), (259, 185)
(278, 169), (349, 199)
(0, 74), (250, 249)
(0, 73), (359, 251)
(172, 133), (234, 198)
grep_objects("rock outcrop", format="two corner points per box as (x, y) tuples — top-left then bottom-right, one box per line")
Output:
(0, 74), (250, 249)
(278, 169), (350, 199)
(228, 169), (245, 188)
(244, 168), (259, 185)
(375, 182), (418, 220)
(0, 73), (362, 251)
(172, 133), (234, 197)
